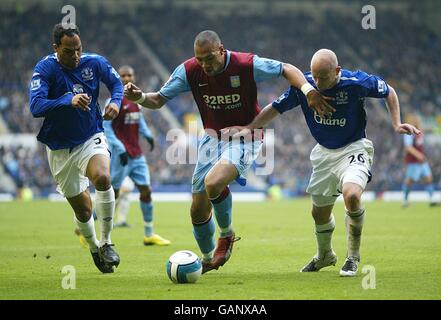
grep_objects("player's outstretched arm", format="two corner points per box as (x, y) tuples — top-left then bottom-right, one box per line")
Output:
(246, 103), (279, 130)
(282, 63), (335, 118)
(124, 82), (166, 110)
(385, 85), (421, 135)
(221, 103), (279, 138)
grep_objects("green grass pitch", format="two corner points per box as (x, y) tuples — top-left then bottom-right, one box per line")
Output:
(0, 199), (440, 300)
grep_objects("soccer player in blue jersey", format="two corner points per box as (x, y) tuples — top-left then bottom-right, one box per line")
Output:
(104, 65), (170, 245)
(124, 31), (333, 273)
(29, 24), (123, 273)
(224, 49), (420, 276)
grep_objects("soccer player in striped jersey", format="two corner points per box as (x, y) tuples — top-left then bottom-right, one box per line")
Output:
(124, 30), (333, 274)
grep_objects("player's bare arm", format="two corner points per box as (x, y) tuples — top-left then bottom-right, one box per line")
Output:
(282, 63), (335, 118)
(221, 103), (279, 139)
(124, 82), (166, 109)
(385, 85), (421, 135)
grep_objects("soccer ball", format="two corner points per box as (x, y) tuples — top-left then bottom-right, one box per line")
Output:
(166, 250), (202, 284)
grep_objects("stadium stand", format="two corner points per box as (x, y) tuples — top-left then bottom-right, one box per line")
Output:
(0, 1), (439, 197)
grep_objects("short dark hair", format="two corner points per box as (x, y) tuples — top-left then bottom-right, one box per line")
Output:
(53, 23), (80, 45)
(194, 30), (221, 47)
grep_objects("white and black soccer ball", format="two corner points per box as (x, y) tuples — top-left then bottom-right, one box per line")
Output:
(166, 250), (202, 284)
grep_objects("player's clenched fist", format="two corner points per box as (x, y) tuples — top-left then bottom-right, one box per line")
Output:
(124, 82), (143, 102)
(71, 93), (91, 111)
(103, 103), (119, 120)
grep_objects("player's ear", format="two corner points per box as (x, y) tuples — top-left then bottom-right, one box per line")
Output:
(335, 66), (341, 75)
(52, 43), (58, 53)
(219, 44), (225, 55)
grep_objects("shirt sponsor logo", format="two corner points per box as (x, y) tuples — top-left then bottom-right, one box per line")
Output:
(202, 94), (242, 110)
(314, 112), (347, 127)
(124, 111), (141, 124)
(230, 75), (240, 88)
(81, 67), (94, 81)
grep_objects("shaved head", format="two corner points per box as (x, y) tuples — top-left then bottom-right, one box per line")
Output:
(194, 30), (226, 76)
(311, 49), (338, 72)
(194, 30), (221, 48)
(310, 49), (340, 91)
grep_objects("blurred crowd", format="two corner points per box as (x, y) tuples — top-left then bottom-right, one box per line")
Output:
(0, 3), (439, 197)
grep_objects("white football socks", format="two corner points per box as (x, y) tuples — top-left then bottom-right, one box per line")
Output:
(315, 215), (335, 259)
(75, 215), (99, 253)
(345, 208), (365, 259)
(95, 187), (115, 246)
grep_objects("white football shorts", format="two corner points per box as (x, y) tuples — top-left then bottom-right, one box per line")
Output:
(307, 138), (374, 207)
(46, 132), (110, 198)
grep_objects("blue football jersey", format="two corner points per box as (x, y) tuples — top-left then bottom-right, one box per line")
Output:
(29, 53), (123, 150)
(272, 69), (390, 149)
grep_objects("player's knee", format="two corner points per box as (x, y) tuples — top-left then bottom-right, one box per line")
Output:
(423, 176), (433, 184)
(204, 175), (224, 198)
(74, 206), (93, 222)
(139, 187), (152, 202)
(92, 173), (111, 191)
(344, 191), (361, 211)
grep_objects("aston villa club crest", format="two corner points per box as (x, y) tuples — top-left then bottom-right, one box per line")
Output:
(81, 67), (94, 81)
(230, 75), (240, 88)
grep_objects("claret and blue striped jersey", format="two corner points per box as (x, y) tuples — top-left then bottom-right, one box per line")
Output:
(29, 53), (123, 150)
(272, 69), (390, 149)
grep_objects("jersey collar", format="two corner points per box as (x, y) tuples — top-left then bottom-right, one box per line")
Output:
(217, 50), (231, 75)
(336, 71), (342, 85)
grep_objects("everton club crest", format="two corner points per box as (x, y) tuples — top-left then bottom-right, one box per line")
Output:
(81, 67), (94, 81)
